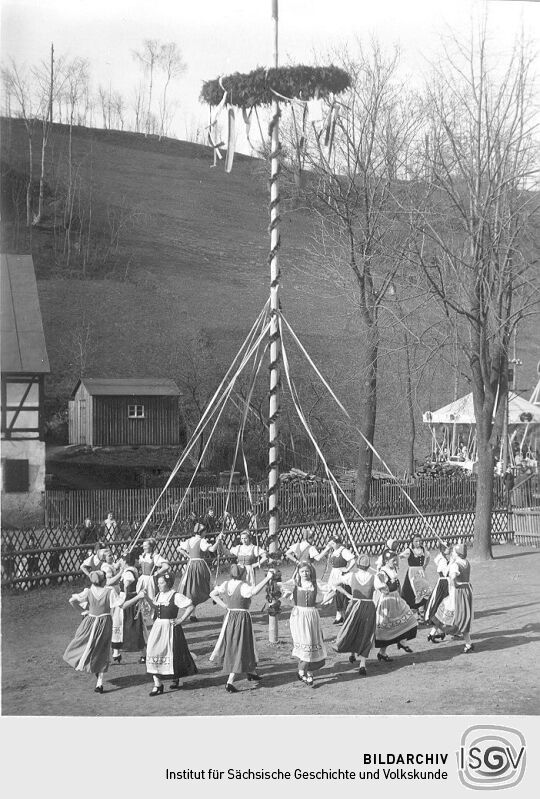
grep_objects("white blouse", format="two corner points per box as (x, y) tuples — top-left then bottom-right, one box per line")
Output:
(286, 541), (320, 560)
(153, 589), (191, 608)
(213, 579), (256, 599)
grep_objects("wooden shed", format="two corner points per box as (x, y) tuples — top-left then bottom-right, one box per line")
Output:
(1, 253), (50, 526)
(68, 378), (181, 447)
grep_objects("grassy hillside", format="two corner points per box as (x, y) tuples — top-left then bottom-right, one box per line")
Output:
(1, 119), (538, 479)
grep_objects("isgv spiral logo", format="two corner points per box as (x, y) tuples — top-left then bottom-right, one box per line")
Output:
(457, 725), (526, 790)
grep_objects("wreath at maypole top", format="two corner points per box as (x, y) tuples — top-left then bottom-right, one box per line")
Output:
(200, 64), (350, 108)
(200, 64), (351, 171)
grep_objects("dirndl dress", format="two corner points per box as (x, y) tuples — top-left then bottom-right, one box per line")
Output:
(230, 544), (265, 586)
(179, 537), (212, 607)
(209, 580), (258, 673)
(401, 548), (431, 609)
(146, 590), (197, 678)
(374, 567), (418, 647)
(328, 547), (355, 616)
(288, 585), (329, 669)
(111, 567), (147, 651)
(425, 554), (450, 624)
(136, 552), (168, 627)
(334, 571), (376, 658)
(210, 580), (259, 674)
(433, 557), (473, 634)
(63, 585), (119, 674)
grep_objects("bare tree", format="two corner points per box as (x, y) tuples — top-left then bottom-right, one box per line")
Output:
(302, 42), (421, 508)
(132, 39), (161, 136)
(1, 59), (38, 227)
(157, 42), (186, 139)
(406, 29), (540, 558)
(62, 57), (90, 263)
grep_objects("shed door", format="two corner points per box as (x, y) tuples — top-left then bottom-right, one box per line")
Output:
(79, 399), (86, 444)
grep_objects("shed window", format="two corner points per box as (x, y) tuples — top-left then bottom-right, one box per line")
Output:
(128, 404), (145, 419)
(3, 459), (30, 492)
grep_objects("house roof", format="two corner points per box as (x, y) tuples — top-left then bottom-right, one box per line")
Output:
(423, 392), (540, 425)
(1, 253), (50, 374)
(72, 378), (181, 397)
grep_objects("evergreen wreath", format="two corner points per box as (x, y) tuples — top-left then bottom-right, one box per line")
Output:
(201, 65), (350, 108)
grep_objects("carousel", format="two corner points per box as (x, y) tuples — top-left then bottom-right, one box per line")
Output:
(423, 391), (540, 475)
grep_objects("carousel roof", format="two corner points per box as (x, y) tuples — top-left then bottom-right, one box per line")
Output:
(423, 392), (540, 425)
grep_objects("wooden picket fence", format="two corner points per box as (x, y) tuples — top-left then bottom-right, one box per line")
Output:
(512, 508), (540, 547)
(44, 475), (511, 527)
(1, 509), (511, 590)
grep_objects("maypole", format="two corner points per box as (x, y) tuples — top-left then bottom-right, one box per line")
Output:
(267, 0), (282, 643)
(200, 3), (350, 644)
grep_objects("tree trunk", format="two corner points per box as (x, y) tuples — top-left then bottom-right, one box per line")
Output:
(26, 134), (33, 227)
(404, 329), (416, 475)
(474, 427), (494, 560)
(355, 337), (378, 511)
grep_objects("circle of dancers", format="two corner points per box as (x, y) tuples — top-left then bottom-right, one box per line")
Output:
(63, 524), (475, 695)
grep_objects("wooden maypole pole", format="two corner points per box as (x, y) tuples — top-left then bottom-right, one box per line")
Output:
(268, 0), (281, 643)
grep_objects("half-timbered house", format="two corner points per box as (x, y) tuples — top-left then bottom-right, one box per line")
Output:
(1, 253), (50, 526)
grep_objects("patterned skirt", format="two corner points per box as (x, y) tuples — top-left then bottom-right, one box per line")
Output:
(434, 584), (473, 634)
(209, 609), (258, 674)
(146, 619), (198, 678)
(335, 599), (376, 657)
(63, 614), (112, 674)
(180, 559), (211, 607)
(375, 591), (418, 647)
(401, 566), (431, 609)
(289, 606), (326, 668)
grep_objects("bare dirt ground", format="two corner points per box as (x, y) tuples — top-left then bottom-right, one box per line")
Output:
(2, 544), (540, 716)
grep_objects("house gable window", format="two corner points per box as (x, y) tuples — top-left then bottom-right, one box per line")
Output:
(128, 404), (145, 419)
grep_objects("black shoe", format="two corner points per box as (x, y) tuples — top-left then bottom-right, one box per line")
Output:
(358, 666), (367, 677)
(226, 683), (239, 693)
(247, 673), (262, 682)
(169, 680), (182, 690)
(138, 656), (146, 664)
(377, 652), (393, 662)
(427, 634), (440, 643)
(348, 654), (357, 664)
(113, 655), (122, 664)
(149, 685), (164, 696)
(397, 643), (413, 653)
(94, 685), (104, 694)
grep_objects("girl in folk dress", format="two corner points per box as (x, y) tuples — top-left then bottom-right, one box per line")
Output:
(178, 524), (223, 622)
(324, 538), (356, 624)
(110, 551), (147, 663)
(430, 543), (474, 653)
(375, 538), (399, 570)
(399, 536), (432, 623)
(425, 544), (452, 643)
(136, 538), (170, 650)
(63, 571), (141, 693)
(209, 564), (274, 693)
(227, 530), (268, 587)
(143, 572), (198, 696)
(277, 561), (334, 687)
(285, 529), (323, 567)
(333, 554), (377, 677)
(374, 551), (418, 662)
